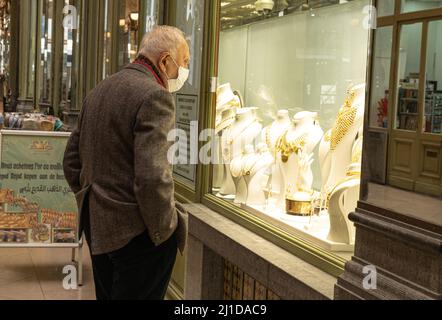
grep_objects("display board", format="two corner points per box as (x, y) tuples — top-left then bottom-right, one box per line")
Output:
(0, 130), (78, 246)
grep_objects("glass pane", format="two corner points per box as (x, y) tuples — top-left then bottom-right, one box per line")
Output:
(39, 0), (55, 104)
(26, 0), (38, 99)
(395, 23), (422, 132)
(142, 0), (161, 33)
(401, 0), (442, 13)
(212, 0), (370, 255)
(61, 0), (80, 106)
(424, 20), (442, 134)
(103, 0), (112, 78)
(369, 26), (393, 128)
(0, 0), (11, 110)
(377, 0), (395, 16)
(117, 0), (140, 69)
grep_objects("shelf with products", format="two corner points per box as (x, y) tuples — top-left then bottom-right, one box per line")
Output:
(397, 85), (419, 131)
(425, 89), (442, 134)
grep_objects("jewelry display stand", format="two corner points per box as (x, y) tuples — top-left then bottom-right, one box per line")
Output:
(230, 145), (255, 204)
(261, 110), (291, 204)
(214, 83), (366, 252)
(324, 83), (365, 194)
(275, 111), (324, 212)
(218, 108), (262, 199)
(244, 143), (274, 207)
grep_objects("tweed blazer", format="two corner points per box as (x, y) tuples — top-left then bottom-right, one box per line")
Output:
(63, 63), (188, 256)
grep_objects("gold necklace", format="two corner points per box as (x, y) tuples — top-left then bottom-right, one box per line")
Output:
(330, 90), (358, 151)
(324, 130), (332, 143)
(265, 126), (272, 148)
(275, 131), (308, 163)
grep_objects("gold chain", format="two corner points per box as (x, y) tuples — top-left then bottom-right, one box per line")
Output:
(275, 131), (308, 163)
(330, 90), (358, 151)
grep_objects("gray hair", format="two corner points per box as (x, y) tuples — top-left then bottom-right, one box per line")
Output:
(138, 25), (187, 61)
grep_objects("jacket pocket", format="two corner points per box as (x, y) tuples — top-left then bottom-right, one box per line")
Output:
(91, 184), (138, 208)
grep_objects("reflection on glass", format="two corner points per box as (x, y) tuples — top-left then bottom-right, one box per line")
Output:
(39, 0), (55, 104)
(212, 0), (370, 254)
(401, 0), (442, 13)
(103, 0), (112, 78)
(26, 0), (38, 99)
(0, 0), (11, 107)
(61, 0), (79, 104)
(370, 27), (393, 128)
(378, 0), (395, 16)
(118, 0), (139, 69)
(395, 23), (422, 132)
(424, 20), (442, 135)
(143, 0), (161, 33)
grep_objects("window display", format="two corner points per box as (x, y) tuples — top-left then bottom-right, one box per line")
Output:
(211, 0), (371, 252)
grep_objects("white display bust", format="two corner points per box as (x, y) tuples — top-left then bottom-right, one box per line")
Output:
(260, 110), (292, 201)
(244, 143), (274, 207)
(218, 108), (262, 199)
(276, 111), (324, 209)
(213, 108), (238, 192)
(230, 145), (255, 204)
(324, 83), (365, 195)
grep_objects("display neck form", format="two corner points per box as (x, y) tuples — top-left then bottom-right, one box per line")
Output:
(292, 113), (318, 133)
(276, 110), (291, 126)
(235, 108), (255, 126)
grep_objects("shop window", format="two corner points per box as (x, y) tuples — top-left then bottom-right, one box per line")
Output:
(394, 22), (422, 132)
(424, 20), (442, 135)
(211, 0), (371, 255)
(369, 26), (393, 129)
(117, 0), (140, 69)
(401, 0), (442, 13)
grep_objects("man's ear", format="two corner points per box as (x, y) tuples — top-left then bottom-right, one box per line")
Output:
(158, 53), (170, 74)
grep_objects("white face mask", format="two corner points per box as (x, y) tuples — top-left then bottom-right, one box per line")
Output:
(167, 56), (190, 93)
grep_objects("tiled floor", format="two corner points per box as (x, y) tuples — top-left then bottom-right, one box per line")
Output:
(0, 245), (96, 300)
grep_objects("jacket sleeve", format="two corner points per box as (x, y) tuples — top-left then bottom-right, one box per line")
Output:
(63, 108), (84, 195)
(133, 89), (181, 248)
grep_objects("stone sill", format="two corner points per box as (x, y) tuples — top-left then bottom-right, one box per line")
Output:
(185, 203), (337, 300)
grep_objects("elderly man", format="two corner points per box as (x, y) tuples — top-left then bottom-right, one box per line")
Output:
(63, 26), (189, 300)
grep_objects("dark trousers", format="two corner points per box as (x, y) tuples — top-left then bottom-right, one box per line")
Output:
(83, 205), (177, 300)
